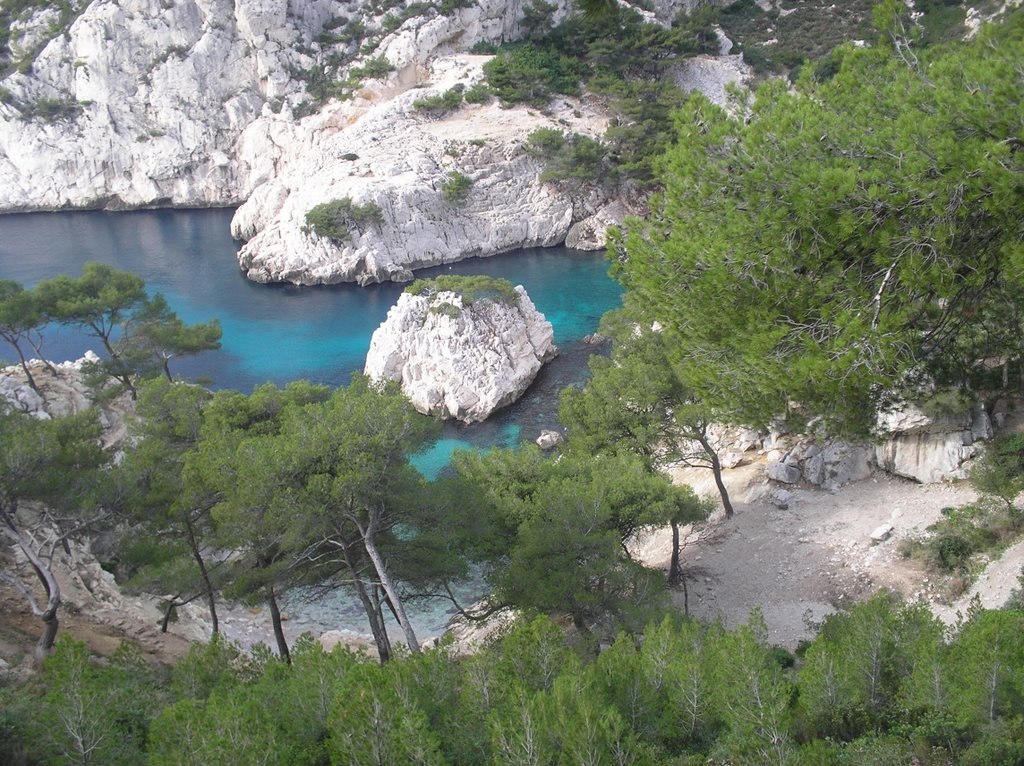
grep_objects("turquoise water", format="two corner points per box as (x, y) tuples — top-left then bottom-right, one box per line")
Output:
(0, 208), (622, 454)
(0, 207), (623, 642)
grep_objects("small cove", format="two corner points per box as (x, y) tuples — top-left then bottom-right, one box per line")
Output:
(0, 207), (623, 644)
(0, 208), (622, 452)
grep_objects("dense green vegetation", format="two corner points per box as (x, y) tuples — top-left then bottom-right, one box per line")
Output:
(4, 5), (1024, 766)
(406, 274), (519, 306)
(526, 127), (610, 190)
(2, 597), (1024, 765)
(302, 198), (384, 242)
(480, 2), (718, 186)
(615, 8), (1024, 438)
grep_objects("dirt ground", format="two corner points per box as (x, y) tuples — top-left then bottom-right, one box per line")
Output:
(638, 463), (1023, 648)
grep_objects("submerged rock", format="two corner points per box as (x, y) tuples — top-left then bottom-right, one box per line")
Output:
(364, 278), (556, 423)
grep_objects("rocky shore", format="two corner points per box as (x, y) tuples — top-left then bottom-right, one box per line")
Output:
(0, 0), (747, 285)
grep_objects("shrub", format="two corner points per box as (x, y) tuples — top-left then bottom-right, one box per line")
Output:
(429, 301), (462, 318)
(482, 43), (583, 107)
(438, 0), (472, 15)
(406, 275), (518, 305)
(349, 55), (393, 82)
(413, 84), (464, 115)
(25, 98), (82, 121)
(526, 128), (609, 188)
(463, 82), (491, 104)
(932, 534), (973, 572)
(971, 433), (1024, 517)
(303, 198), (384, 242)
(440, 172), (473, 205)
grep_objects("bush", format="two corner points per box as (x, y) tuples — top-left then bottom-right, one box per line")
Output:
(406, 275), (518, 305)
(932, 534), (973, 572)
(482, 43), (583, 107)
(413, 84), (464, 115)
(25, 98), (82, 121)
(440, 172), (473, 205)
(971, 433), (1024, 517)
(349, 55), (393, 82)
(526, 128), (609, 188)
(438, 0), (472, 14)
(303, 198), (384, 242)
(463, 82), (491, 104)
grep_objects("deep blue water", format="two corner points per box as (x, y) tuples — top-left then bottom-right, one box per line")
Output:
(0, 208), (622, 472)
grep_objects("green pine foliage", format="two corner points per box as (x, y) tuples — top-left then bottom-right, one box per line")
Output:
(4, 603), (1024, 764)
(406, 274), (518, 305)
(480, 4), (717, 186)
(413, 83), (465, 115)
(526, 127), (610, 188)
(616, 11), (1024, 437)
(440, 171), (473, 204)
(302, 197), (384, 241)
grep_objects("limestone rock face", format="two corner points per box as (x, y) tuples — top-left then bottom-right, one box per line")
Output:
(0, 352), (132, 448)
(0, 0), (315, 210)
(0, 0), (750, 282)
(874, 403), (990, 483)
(0, 0), (573, 213)
(231, 54), (609, 285)
(364, 285), (556, 422)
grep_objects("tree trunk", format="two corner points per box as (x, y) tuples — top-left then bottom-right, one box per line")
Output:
(268, 586), (290, 664)
(668, 519), (682, 586)
(3, 513), (63, 662)
(695, 430), (734, 518)
(160, 599), (177, 633)
(7, 339), (39, 393)
(682, 574), (689, 617)
(361, 527), (420, 653)
(26, 333), (58, 375)
(37, 606), (59, 660)
(184, 516), (218, 634)
(341, 541), (391, 662)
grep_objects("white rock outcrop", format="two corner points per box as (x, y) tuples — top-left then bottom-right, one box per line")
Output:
(364, 283), (556, 422)
(231, 53), (612, 285)
(874, 402), (992, 483)
(0, 0), (575, 213)
(0, 352), (132, 448)
(0, 0), (742, 285)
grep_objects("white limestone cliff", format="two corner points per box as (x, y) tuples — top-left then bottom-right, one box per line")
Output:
(0, 0), (569, 212)
(364, 283), (556, 422)
(0, 0), (746, 283)
(232, 53), (611, 284)
(874, 402), (993, 484)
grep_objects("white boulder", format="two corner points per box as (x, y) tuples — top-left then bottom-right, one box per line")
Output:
(364, 282), (556, 422)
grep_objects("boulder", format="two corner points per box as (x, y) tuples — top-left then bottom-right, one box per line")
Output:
(870, 524), (894, 543)
(564, 200), (627, 251)
(0, 375), (48, 418)
(364, 283), (556, 423)
(795, 442), (870, 490)
(536, 430), (563, 450)
(767, 460), (801, 484)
